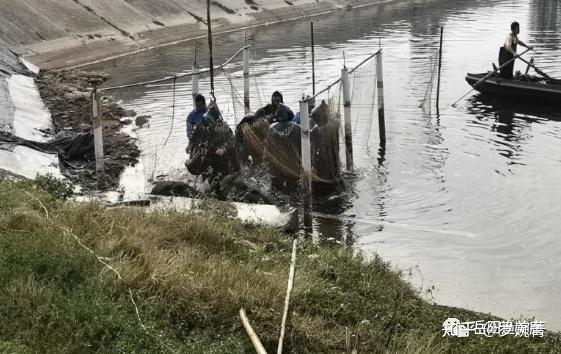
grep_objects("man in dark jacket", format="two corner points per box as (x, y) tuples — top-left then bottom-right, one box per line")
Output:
(270, 103), (297, 133)
(187, 103), (239, 191)
(254, 91), (293, 122)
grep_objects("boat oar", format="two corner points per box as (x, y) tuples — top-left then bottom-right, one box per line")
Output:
(451, 47), (531, 107)
(516, 56), (553, 80)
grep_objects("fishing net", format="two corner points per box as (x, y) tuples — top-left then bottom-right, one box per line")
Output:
(95, 48), (382, 202)
(419, 50), (441, 114)
(348, 58), (378, 155)
(100, 67), (244, 190)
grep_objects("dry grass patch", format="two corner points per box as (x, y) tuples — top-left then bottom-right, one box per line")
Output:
(1, 178), (560, 353)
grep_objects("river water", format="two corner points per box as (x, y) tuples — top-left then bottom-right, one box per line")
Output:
(84, 0), (561, 330)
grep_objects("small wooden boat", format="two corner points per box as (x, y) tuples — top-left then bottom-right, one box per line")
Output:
(465, 73), (561, 103)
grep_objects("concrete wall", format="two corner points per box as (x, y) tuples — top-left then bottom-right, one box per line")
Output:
(0, 0), (398, 69)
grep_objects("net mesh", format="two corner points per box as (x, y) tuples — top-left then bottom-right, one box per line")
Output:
(98, 50), (380, 202)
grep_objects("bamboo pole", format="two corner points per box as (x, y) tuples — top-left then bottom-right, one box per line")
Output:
(376, 50), (386, 146)
(311, 21), (316, 96)
(277, 238), (298, 354)
(243, 44), (251, 114)
(240, 309), (268, 354)
(207, 0), (215, 100)
(525, 57), (534, 75)
(341, 66), (353, 171)
(92, 89), (105, 189)
(192, 64), (199, 108)
(299, 98), (313, 230)
(436, 26), (443, 110)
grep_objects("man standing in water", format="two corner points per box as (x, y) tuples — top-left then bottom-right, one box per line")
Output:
(186, 94), (207, 139)
(499, 22), (533, 79)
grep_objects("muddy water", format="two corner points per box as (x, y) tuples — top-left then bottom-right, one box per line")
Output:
(84, 0), (561, 330)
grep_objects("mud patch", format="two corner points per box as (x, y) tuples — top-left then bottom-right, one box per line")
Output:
(36, 69), (140, 191)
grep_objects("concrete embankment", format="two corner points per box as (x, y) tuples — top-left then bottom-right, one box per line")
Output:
(2, 0), (412, 69)
(0, 45), (62, 180)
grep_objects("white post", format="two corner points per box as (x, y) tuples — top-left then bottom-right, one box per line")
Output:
(300, 98), (313, 232)
(92, 90), (105, 188)
(341, 66), (353, 171)
(192, 64), (199, 108)
(243, 46), (250, 114)
(376, 50), (386, 146)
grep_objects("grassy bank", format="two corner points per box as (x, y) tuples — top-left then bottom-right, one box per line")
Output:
(0, 178), (559, 353)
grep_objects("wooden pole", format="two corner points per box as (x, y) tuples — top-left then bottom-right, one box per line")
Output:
(207, 0), (215, 100)
(311, 22), (316, 96)
(299, 98), (313, 231)
(341, 66), (354, 171)
(277, 238), (298, 354)
(92, 89), (105, 189)
(192, 43), (199, 108)
(192, 65), (199, 108)
(243, 43), (251, 114)
(436, 26), (443, 110)
(376, 50), (386, 146)
(239, 309), (268, 354)
(525, 57), (534, 75)
(517, 56), (551, 79)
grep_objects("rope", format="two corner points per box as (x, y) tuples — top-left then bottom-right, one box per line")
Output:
(253, 64), (266, 108)
(163, 76), (178, 147)
(351, 70), (360, 133)
(101, 46), (252, 92)
(222, 67), (246, 122)
(149, 76), (178, 182)
(365, 62), (377, 147)
(419, 52), (440, 112)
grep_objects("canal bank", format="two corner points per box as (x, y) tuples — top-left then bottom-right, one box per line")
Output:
(3, 0), (441, 69)
(1, 179), (560, 352)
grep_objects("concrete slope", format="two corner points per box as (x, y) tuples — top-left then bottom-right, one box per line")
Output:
(0, 0), (399, 69)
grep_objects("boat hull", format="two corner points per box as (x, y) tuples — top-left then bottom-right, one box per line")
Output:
(465, 73), (561, 104)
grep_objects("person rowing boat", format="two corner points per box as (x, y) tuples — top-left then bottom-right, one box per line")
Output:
(498, 22), (533, 79)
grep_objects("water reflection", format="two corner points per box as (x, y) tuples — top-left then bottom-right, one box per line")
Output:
(530, 0), (561, 50)
(84, 0), (561, 330)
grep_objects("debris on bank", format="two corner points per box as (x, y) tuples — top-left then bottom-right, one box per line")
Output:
(36, 69), (140, 190)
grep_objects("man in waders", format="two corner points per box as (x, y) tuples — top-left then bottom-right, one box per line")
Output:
(499, 22), (533, 79)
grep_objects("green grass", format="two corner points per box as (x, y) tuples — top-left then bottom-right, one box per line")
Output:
(0, 178), (560, 353)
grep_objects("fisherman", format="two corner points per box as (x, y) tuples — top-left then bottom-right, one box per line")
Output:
(499, 22), (533, 79)
(187, 101), (239, 191)
(310, 100), (343, 195)
(186, 94), (207, 139)
(270, 103), (297, 133)
(292, 95), (316, 126)
(254, 91), (293, 123)
(265, 103), (301, 192)
(235, 91), (292, 163)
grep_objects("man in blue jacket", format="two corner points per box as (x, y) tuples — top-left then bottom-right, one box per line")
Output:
(186, 94), (207, 139)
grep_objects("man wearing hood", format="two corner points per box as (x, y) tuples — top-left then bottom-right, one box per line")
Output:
(186, 94), (207, 139)
(187, 102), (239, 190)
(254, 91), (293, 123)
(270, 103), (297, 133)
